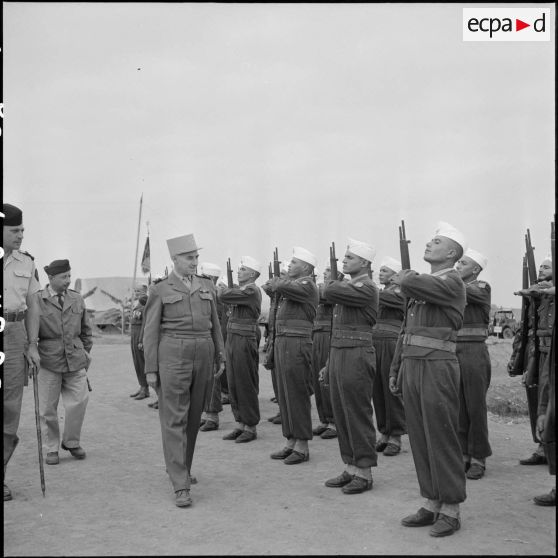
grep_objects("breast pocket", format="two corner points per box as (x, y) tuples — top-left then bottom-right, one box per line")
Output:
(162, 294), (186, 319)
(197, 291), (213, 317)
(13, 269), (32, 298)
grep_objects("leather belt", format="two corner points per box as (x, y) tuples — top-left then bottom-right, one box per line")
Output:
(536, 329), (552, 337)
(457, 327), (488, 338)
(403, 333), (456, 353)
(3, 310), (27, 322)
(161, 331), (211, 339)
(373, 322), (402, 334)
(227, 321), (258, 334)
(332, 329), (373, 343)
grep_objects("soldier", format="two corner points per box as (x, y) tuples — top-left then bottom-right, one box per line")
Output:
(515, 256), (553, 465)
(311, 261), (337, 440)
(2, 203), (41, 501)
(534, 283), (555, 506)
(267, 247), (318, 464)
(29, 259), (93, 465)
(198, 262), (225, 432)
(389, 222), (467, 538)
(220, 256), (262, 443)
(454, 249), (492, 480)
(372, 256), (406, 457)
(323, 238), (378, 494)
(143, 235), (225, 507)
(129, 283), (150, 401)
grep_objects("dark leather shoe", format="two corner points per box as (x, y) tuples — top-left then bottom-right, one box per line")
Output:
(284, 450), (309, 464)
(267, 414), (278, 422)
(235, 431), (257, 443)
(376, 438), (388, 452)
(429, 513), (461, 537)
(61, 443), (86, 459)
(272, 415), (282, 424)
(342, 476), (373, 494)
(46, 452), (59, 465)
(148, 401), (158, 409)
(4, 483), (12, 501)
(401, 508), (438, 527)
(519, 453), (547, 465)
(270, 396), (277, 403)
(175, 489), (192, 508)
(383, 442), (401, 456)
(200, 420), (218, 432)
(129, 388), (141, 398)
(221, 394), (230, 405)
(223, 429), (244, 440)
(534, 488), (556, 506)
(464, 461), (471, 472)
(134, 388), (149, 400)
(312, 424), (328, 436)
(466, 463), (485, 480)
(270, 447), (293, 460)
(320, 428), (338, 439)
(325, 471), (354, 487)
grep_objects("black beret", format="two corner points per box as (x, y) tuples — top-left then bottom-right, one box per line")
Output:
(44, 259), (71, 276)
(3, 203), (23, 226)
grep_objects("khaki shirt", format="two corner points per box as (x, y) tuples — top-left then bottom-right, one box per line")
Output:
(3, 250), (41, 312)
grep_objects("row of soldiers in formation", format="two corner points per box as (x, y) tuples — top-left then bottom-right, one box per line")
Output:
(3, 201), (555, 537)
(126, 220), (554, 535)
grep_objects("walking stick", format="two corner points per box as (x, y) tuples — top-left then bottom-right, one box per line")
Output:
(31, 363), (46, 497)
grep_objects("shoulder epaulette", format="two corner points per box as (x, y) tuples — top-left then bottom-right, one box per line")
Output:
(152, 277), (166, 284)
(20, 250), (35, 260)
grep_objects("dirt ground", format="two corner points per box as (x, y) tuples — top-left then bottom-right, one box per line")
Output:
(3, 336), (556, 556)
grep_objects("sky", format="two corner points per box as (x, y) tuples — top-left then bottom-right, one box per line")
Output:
(3, 2), (555, 308)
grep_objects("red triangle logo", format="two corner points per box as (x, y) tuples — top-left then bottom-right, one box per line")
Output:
(516, 19), (530, 31)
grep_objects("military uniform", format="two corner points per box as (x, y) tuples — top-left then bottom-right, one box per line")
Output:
(311, 285), (335, 431)
(390, 268), (467, 511)
(456, 279), (492, 469)
(372, 283), (406, 451)
(130, 295), (148, 393)
(143, 271), (224, 492)
(273, 275), (318, 444)
(3, 249), (41, 469)
(324, 272), (379, 476)
(35, 285), (93, 454)
(220, 282), (262, 430)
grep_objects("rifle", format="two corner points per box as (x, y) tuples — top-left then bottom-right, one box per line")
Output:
(264, 249), (281, 370)
(329, 242), (338, 281)
(509, 254), (530, 376)
(30, 363), (46, 497)
(525, 229), (537, 286)
(399, 220), (411, 270)
(226, 258), (234, 288)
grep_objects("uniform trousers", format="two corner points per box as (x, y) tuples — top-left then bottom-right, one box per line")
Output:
(311, 330), (334, 425)
(3, 322), (27, 468)
(329, 344), (377, 468)
(226, 332), (260, 427)
(400, 357), (466, 505)
(274, 335), (313, 441)
(372, 336), (406, 438)
(456, 341), (492, 460)
(130, 325), (147, 388)
(156, 335), (213, 491)
(38, 367), (89, 452)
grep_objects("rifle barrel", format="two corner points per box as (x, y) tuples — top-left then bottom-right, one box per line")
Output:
(32, 366), (46, 496)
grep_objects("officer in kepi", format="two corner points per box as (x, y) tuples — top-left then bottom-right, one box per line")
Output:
(142, 234), (225, 508)
(2, 203), (42, 502)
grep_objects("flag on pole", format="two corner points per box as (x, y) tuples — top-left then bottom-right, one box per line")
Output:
(141, 236), (151, 274)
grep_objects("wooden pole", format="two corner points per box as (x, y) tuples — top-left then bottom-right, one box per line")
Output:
(130, 194), (143, 333)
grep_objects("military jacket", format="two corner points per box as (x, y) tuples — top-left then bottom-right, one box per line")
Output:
(458, 279), (491, 342)
(274, 275), (318, 325)
(34, 287), (93, 372)
(143, 271), (225, 373)
(220, 283), (262, 336)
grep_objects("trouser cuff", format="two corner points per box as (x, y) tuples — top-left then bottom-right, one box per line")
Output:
(424, 499), (441, 513)
(440, 503), (460, 519)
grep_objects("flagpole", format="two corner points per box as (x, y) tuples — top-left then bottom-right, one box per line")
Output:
(130, 194), (143, 332)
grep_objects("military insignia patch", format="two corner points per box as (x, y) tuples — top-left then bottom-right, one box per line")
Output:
(478, 281), (487, 288)
(302, 280), (308, 284)
(355, 282), (363, 287)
